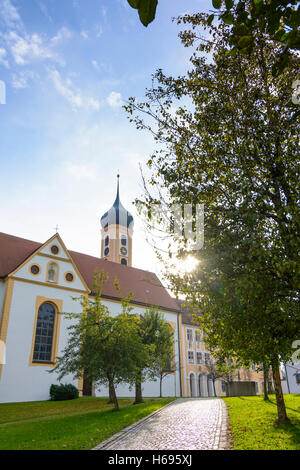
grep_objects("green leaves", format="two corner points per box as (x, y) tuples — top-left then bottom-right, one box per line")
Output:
(124, 9), (300, 394)
(212, 0), (223, 8)
(221, 12), (235, 24)
(127, 0), (158, 27)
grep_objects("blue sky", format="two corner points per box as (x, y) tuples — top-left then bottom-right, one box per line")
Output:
(0, 0), (211, 276)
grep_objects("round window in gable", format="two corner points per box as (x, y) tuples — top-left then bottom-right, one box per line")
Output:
(50, 245), (59, 255)
(30, 264), (40, 275)
(65, 272), (74, 283)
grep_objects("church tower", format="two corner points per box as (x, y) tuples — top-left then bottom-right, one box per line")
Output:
(100, 175), (134, 266)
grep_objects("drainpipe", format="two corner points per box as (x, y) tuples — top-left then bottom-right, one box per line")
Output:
(177, 312), (182, 398)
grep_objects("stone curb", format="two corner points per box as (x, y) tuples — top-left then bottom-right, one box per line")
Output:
(92, 399), (182, 450)
(215, 400), (229, 450)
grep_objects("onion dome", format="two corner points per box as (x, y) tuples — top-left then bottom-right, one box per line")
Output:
(100, 175), (134, 230)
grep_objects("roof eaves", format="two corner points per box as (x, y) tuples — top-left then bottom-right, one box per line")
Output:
(90, 292), (180, 313)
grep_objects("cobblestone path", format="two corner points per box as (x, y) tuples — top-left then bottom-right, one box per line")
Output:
(94, 398), (228, 450)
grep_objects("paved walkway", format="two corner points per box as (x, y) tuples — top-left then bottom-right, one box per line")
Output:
(93, 398), (228, 451)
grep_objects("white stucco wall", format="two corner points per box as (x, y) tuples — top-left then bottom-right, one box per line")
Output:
(14, 253), (85, 292)
(95, 300), (181, 398)
(0, 279), (181, 403)
(0, 280), (82, 403)
(282, 362), (300, 394)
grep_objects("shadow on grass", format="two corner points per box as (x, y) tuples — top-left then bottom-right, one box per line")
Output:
(273, 420), (300, 449)
(266, 397), (300, 415)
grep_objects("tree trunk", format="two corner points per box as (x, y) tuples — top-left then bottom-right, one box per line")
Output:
(263, 363), (269, 401)
(212, 379), (217, 397)
(160, 374), (163, 398)
(271, 358), (290, 424)
(107, 377), (115, 404)
(107, 373), (119, 411)
(134, 370), (144, 404)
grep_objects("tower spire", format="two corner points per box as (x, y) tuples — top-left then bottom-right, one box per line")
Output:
(115, 172), (120, 203)
(100, 173), (134, 266)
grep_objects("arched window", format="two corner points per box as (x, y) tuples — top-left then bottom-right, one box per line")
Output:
(198, 374), (204, 397)
(121, 258), (127, 265)
(47, 262), (58, 283)
(190, 373), (196, 397)
(105, 235), (109, 247)
(33, 303), (56, 362)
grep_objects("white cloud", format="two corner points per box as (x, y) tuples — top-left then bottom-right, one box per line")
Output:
(48, 68), (101, 111)
(101, 6), (107, 23)
(91, 59), (98, 69)
(80, 31), (88, 39)
(11, 70), (36, 89)
(6, 31), (54, 65)
(0, 47), (9, 68)
(0, 0), (22, 29)
(37, 1), (52, 22)
(2, 9), (70, 67)
(96, 24), (103, 38)
(50, 27), (72, 46)
(107, 91), (123, 108)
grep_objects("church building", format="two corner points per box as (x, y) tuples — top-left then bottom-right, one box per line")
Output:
(0, 177), (265, 403)
(0, 177), (182, 403)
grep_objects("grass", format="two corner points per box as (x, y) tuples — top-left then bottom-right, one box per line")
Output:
(224, 394), (300, 450)
(0, 397), (176, 450)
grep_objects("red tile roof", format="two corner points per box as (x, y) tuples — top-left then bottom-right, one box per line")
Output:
(0, 232), (179, 312)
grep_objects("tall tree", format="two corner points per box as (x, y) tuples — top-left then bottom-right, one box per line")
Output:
(124, 12), (299, 423)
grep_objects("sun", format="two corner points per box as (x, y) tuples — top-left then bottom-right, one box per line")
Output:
(172, 255), (199, 274)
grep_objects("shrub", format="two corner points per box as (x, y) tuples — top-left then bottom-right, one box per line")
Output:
(50, 383), (79, 401)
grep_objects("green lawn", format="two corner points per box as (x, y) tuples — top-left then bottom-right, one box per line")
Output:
(0, 397), (175, 450)
(224, 394), (300, 450)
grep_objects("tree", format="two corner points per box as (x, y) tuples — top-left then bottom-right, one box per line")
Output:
(124, 12), (299, 423)
(205, 356), (237, 397)
(134, 308), (174, 403)
(158, 357), (177, 398)
(51, 273), (148, 411)
(127, 0), (299, 74)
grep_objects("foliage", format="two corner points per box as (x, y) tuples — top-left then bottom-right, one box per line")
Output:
(127, 0), (158, 27)
(51, 272), (149, 410)
(215, 0), (300, 76)
(124, 11), (299, 423)
(205, 356), (237, 396)
(127, 0), (299, 74)
(134, 308), (174, 402)
(49, 384), (79, 401)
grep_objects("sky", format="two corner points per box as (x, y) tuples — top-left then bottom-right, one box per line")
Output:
(0, 0), (211, 279)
